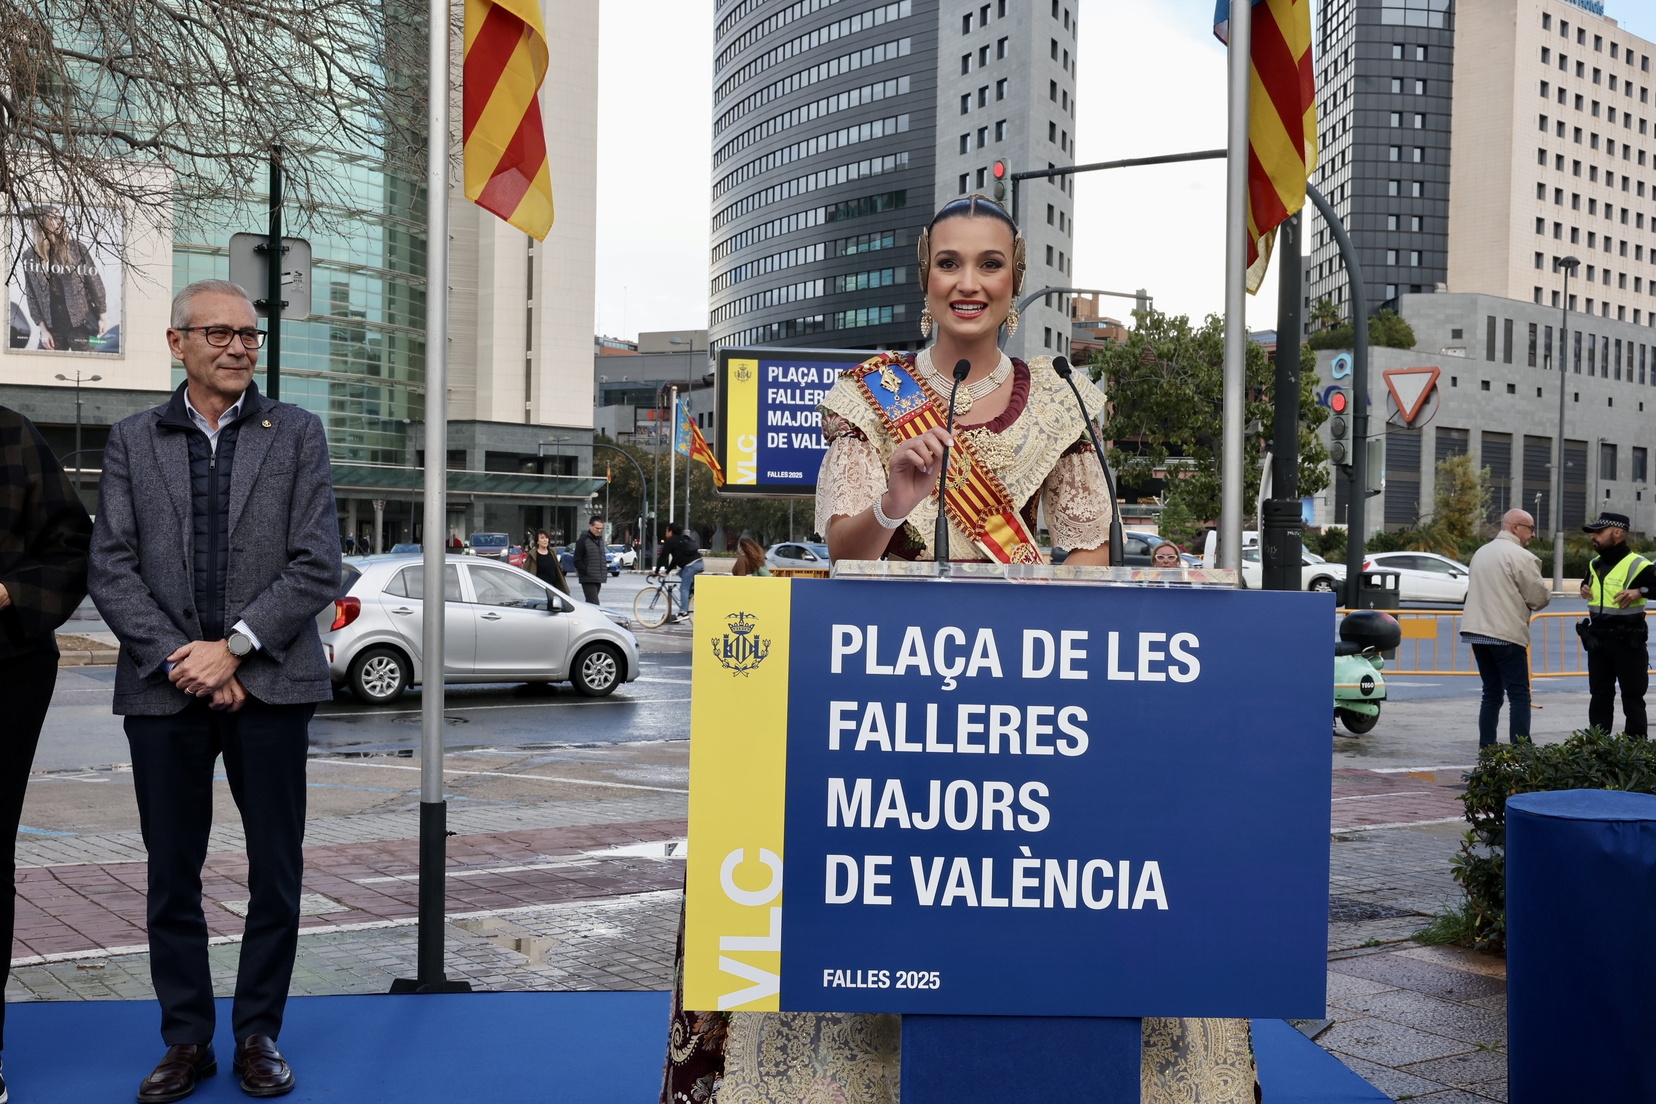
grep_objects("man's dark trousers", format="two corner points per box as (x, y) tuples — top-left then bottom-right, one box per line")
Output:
(1471, 641), (1532, 748)
(125, 697), (313, 1044)
(582, 581), (601, 605)
(1588, 635), (1650, 737)
(0, 648), (57, 1049)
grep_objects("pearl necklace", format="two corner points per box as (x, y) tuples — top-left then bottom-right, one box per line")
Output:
(916, 349), (1012, 416)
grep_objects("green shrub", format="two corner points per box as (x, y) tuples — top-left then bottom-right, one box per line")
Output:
(1452, 730), (1656, 953)
(1365, 528), (1418, 553)
(1307, 527), (1347, 560)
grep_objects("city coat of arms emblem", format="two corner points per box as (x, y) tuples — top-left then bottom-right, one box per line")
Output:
(712, 611), (771, 675)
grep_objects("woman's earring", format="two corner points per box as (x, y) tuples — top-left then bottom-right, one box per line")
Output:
(1004, 307), (1019, 335)
(919, 307), (934, 339)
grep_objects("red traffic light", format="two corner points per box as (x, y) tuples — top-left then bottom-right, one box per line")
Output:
(992, 161), (1006, 179)
(1329, 390), (1349, 415)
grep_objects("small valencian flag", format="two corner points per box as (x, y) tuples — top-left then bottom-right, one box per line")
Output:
(463, 0), (554, 239)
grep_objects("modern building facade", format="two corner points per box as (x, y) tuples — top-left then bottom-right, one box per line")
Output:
(0, 0), (605, 549)
(707, 0), (1077, 362)
(1449, 0), (1656, 325)
(1313, 291), (1656, 537)
(1305, 0), (1457, 325)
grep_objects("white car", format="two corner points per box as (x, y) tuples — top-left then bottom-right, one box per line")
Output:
(1239, 546), (1346, 592)
(1362, 551), (1470, 604)
(316, 554), (641, 703)
(609, 544), (637, 569)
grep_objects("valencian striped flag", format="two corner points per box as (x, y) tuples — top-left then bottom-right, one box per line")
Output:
(677, 404), (726, 486)
(463, 0), (555, 239)
(1214, 0), (1318, 293)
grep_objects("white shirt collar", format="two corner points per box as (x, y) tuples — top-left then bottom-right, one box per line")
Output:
(182, 389), (245, 436)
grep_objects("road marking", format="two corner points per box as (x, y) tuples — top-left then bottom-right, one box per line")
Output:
(636, 677), (693, 684)
(355, 859), (601, 884)
(1367, 765), (1475, 774)
(1334, 817), (1463, 833)
(11, 889), (684, 967)
(318, 697), (689, 719)
(1331, 791), (1431, 802)
(308, 758), (689, 794)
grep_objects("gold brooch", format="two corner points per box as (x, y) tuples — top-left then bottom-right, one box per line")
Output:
(879, 365), (902, 393)
(262, 420), (272, 428)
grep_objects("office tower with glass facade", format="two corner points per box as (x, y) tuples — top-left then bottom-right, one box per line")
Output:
(708, 0), (1078, 360)
(1305, 0), (1457, 327)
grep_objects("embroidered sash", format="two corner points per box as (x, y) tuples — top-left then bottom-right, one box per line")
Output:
(846, 354), (1044, 564)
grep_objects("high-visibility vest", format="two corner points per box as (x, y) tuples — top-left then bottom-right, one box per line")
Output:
(1587, 550), (1652, 620)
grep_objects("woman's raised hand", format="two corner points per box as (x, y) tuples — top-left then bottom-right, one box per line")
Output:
(885, 426), (956, 518)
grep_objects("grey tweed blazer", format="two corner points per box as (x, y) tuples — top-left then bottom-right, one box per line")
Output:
(90, 383), (341, 716)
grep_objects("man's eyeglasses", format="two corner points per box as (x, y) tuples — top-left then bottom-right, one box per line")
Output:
(175, 326), (267, 349)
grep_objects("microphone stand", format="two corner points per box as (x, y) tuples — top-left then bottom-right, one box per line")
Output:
(934, 359), (971, 578)
(1052, 356), (1124, 566)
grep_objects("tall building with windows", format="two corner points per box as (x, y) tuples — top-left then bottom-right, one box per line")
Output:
(1305, 0), (1456, 325)
(708, 0), (1078, 360)
(1450, 0), (1656, 325)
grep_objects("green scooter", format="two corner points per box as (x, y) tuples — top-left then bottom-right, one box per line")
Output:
(1334, 610), (1402, 736)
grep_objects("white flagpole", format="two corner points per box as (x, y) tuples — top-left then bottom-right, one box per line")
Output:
(397, 0), (463, 992)
(1220, 0), (1252, 574)
(668, 390), (679, 530)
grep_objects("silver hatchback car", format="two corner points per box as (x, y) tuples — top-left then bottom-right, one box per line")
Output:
(317, 554), (641, 704)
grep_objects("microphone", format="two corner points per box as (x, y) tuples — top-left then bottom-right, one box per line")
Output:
(1053, 356), (1125, 567)
(934, 359), (972, 577)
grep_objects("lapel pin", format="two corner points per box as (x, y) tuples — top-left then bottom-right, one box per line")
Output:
(262, 420), (272, 428)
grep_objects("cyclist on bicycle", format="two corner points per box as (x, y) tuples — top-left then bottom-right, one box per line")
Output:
(653, 522), (703, 623)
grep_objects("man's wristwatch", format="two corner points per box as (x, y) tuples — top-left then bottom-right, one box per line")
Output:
(227, 632), (255, 658)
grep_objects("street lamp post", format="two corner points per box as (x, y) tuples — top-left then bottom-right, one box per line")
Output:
(1552, 255), (1580, 592)
(54, 371), (102, 494)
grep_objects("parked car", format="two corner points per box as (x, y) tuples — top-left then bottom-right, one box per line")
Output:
(1362, 551), (1470, 604)
(1239, 546), (1346, 592)
(316, 554), (640, 703)
(507, 545), (527, 568)
(766, 542), (831, 569)
(558, 544), (622, 576)
(389, 543), (421, 554)
(609, 543), (637, 569)
(465, 532), (511, 560)
(1121, 530), (1177, 567)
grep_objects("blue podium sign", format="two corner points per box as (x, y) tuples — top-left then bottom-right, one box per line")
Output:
(683, 577), (1330, 1019)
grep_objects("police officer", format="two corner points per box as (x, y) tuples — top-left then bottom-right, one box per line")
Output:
(1578, 512), (1655, 737)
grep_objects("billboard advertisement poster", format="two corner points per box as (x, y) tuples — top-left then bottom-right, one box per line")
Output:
(684, 576), (1332, 1018)
(716, 347), (874, 496)
(7, 204), (124, 356)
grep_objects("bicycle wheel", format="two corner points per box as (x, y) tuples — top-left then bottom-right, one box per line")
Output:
(633, 582), (671, 628)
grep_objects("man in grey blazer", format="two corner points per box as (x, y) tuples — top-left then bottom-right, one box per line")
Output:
(90, 279), (340, 1102)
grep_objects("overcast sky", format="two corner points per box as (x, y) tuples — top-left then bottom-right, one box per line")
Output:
(593, 0), (1656, 342)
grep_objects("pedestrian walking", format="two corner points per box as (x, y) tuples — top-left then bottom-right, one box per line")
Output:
(89, 278), (341, 1102)
(654, 522), (703, 621)
(573, 516), (608, 605)
(0, 404), (92, 1102)
(1578, 511), (1654, 737)
(1460, 509), (1551, 748)
(524, 529), (569, 594)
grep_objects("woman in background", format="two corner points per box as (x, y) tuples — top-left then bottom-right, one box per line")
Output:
(731, 538), (770, 577)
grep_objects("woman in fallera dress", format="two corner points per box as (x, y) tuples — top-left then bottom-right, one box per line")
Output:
(660, 195), (1258, 1104)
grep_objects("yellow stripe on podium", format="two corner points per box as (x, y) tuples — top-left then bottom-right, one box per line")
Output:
(683, 576), (793, 1012)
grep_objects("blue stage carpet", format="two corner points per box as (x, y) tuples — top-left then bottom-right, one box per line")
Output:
(1, 994), (1386, 1103)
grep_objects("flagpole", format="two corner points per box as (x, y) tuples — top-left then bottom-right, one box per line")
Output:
(668, 390), (679, 530)
(1219, 0), (1251, 574)
(392, 0), (468, 995)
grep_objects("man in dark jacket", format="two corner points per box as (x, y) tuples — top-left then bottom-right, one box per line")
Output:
(1578, 512), (1656, 737)
(655, 521), (704, 622)
(573, 516), (608, 605)
(90, 279), (340, 1102)
(0, 404), (91, 1101)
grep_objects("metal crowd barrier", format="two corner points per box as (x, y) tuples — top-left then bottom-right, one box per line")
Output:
(1336, 608), (1656, 679)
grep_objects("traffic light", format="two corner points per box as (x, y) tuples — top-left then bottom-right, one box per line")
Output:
(992, 160), (1007, 201)
(1327, 387), (1349, 465)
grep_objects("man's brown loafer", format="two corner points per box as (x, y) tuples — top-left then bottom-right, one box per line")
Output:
(136, 1043), (216, 1104)
(232, 1035), (295, 1098)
